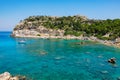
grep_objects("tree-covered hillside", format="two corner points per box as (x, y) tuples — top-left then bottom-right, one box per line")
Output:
(14, 15), (120, 40)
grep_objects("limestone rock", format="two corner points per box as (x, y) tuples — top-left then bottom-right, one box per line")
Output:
(0, 72), (26, 80)
(0, 72), (11, 80)
(15, 75), (26, 80)
(9, 77), (19, 80)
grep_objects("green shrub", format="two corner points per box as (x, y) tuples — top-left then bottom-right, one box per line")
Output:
(37, 34), (41, 36)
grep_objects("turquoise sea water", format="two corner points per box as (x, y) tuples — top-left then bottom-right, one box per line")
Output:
(0, 32), (120, 80)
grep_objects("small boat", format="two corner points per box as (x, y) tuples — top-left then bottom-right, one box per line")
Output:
(18, 40), (26, 44)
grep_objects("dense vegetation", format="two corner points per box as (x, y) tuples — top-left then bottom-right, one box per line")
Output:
(14, 15), (120, 40)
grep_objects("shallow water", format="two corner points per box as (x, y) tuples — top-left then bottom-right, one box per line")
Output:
(0, 32), (120, 80)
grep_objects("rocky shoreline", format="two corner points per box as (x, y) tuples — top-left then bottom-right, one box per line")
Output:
(0, 72), (26, 80)
(12, 29), (120, 48)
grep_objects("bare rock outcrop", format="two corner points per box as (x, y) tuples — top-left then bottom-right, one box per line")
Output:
(0, 72), (26, 80)
(12, 26), (65, 38)
(0, 72), (11, 80)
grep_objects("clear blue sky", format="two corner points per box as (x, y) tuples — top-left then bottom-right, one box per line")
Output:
(0, 0), (120, 31)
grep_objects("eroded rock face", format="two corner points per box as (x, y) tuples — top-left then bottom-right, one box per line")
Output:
(0, 72), (26, 80)
(12, 26), (65, 38)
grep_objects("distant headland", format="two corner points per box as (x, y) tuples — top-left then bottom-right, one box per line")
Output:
(11, 15), (120, 48)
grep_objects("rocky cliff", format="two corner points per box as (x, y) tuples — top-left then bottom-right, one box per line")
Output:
(12, 15), (88, 38)
(12, 25), (65, 38)
(11, 15), (120, 48)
